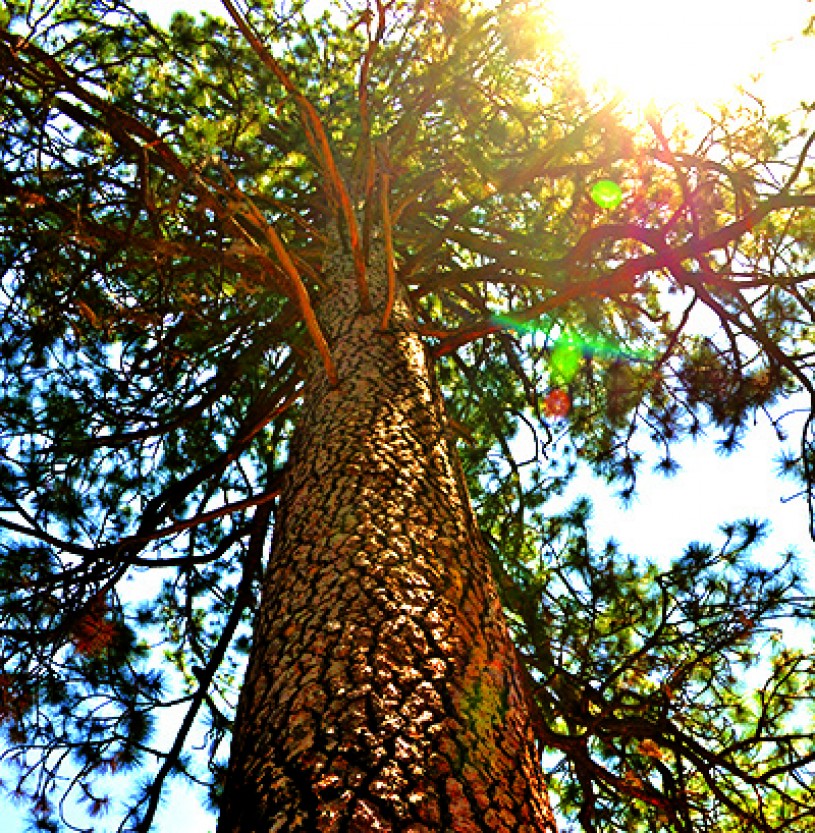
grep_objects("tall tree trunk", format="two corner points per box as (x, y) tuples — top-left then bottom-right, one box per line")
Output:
(217, 231), (555, 832)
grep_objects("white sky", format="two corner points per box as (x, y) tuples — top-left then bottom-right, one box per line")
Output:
(549, 0), (815, 113)
(3, 1), (814, 831)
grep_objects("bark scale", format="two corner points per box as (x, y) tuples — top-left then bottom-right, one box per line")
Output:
(217, 231), (555, 832)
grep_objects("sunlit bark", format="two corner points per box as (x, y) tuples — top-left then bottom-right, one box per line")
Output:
(217, 233), (555, 832)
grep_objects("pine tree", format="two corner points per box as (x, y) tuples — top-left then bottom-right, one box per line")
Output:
(1, 1), (815, 831)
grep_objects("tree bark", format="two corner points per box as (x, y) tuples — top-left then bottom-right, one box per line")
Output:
(217, 231), (556, 832)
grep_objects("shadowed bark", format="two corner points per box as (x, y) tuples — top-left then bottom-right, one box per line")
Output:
(217, 231), (556, 832)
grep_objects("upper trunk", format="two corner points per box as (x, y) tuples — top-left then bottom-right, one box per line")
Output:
(217, 229), (555, 832)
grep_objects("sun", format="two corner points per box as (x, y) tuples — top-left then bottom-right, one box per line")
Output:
(547, 0), (812, 111)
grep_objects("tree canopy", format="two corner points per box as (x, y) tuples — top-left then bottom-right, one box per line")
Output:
(1, 0), (815, 830)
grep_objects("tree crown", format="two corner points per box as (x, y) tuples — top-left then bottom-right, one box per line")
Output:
(1, 0), (815, 830)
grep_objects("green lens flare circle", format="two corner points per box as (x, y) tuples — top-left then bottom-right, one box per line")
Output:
(591, 179), (623, 209)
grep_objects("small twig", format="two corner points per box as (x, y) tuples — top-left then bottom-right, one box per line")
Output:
(117, 488), (281, 549)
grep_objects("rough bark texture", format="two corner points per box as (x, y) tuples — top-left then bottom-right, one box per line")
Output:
(217, 232), (555, 832)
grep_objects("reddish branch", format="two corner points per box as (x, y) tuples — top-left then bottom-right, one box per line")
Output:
(425, 192), (815, 355)
(379, 169), (398, 330)
(218, 0), (371, 313)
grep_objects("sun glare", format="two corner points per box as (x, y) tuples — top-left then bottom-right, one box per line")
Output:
(548, 0), (813, 112)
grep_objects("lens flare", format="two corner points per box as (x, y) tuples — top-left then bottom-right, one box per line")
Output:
(590, 180), (623, 210)
(492, 316), (657, 382)
(544, 388), (571, 418)
(550, 339), (582, 382)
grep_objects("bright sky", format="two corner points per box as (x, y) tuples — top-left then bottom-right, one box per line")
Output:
(3, 1), (814, 831)
(549, 0), (815, 113)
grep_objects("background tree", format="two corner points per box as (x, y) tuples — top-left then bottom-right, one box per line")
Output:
(1, 0), (815, 830)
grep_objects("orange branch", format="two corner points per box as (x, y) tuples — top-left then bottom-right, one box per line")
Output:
(219, 0), (370, 312)
(379, 172), (398, 330)
(215, 162), (338, 387)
